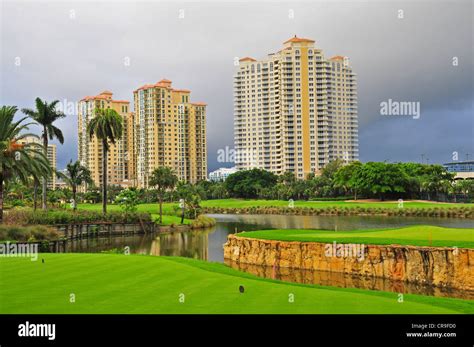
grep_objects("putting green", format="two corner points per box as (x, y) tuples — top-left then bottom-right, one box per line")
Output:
(239, 226), (474, 248)
(0, 253), (472, 314)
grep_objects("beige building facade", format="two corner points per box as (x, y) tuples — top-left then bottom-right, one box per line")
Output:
(78, 91), (132, 188)
(234, 36), (358, 179)
(18, 136), (57, 189)
(133, 79), (207, 187)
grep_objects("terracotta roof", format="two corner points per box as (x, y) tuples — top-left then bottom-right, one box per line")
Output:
(173, 89), (191, 93)
(283, 35), (315, 44)
(134, 83), (159, 92)
(239, 57), (256, 62)
(330, 55), (345, 60)
(100, 90), (113, 95)
(134, 79), (175, 92)
(80, 93), (129, 104)
(191, 102), (207, 106)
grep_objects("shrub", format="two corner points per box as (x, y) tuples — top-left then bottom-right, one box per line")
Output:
(190, 215), (216, 229)
(115, 189), (139, 215)
(0, 225), (60, 241)
(4, 208), (152, 226)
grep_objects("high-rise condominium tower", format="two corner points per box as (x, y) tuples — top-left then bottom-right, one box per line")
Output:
(133, 79), (207, 187)
(234, 36), (358, 179)
(18, 136), (57, 189)
(78, 91), (133, 187)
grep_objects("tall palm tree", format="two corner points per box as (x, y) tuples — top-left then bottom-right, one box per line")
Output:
(22, 98), (65, 210)
(149, 166), (178, 224)
(58, 160), (92, 210)
(0, 106), (51, 222)
(87, 108), (123, 214)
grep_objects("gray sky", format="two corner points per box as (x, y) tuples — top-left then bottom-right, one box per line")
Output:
(1, 0), (473, 171)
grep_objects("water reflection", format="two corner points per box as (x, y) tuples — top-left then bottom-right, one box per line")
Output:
(149, 229), (212, 259)
(64, 229), (214, 260)
(225, 260), (474, 300)
(64, 214), (473, 262)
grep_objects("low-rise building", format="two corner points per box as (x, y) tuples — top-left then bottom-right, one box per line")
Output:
(208, 167), (237, 182)
(443, 161), (474, 180)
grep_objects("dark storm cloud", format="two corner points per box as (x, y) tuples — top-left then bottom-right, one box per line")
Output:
(1, 0), (472, 171)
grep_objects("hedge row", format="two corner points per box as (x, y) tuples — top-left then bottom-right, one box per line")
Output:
(4, 209), (153, 225)
(203, 206), (474, 218)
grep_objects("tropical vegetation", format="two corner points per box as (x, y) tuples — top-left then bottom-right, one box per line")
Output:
(87, 108), (123, 214)
(22, 98), (65, 210)
(0, 106), (51, 222)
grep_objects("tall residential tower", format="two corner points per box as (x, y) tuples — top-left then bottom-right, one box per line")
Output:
(18, 136), (57, 189)
(133, 79), (207, 187)
(234, 36), (358, 178)
(78, 91), (133, 188)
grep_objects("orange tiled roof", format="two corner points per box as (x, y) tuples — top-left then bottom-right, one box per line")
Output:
(330, 55), (345, 60)
(173, 89), (191, 93)
(134, 79), (174, 92)
(239, 57), (256, 62)
(100, 90), (113, 95)
(134, 84), (157, 92)
(283, 36), (315, 44)
(80, 93), (129, 103)
(191, 102), (207, 106)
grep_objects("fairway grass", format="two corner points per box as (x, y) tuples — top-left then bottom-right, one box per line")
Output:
(0, 253), (473, 314)
(78, 199), (474, 217)
(240, 226), (474, 248)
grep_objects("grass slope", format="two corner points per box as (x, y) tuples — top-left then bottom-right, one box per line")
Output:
(0, 254), (472, 314)
(240, 226), (474, 248)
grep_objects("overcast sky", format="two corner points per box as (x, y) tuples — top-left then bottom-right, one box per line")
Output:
(1, 0), (473, 171)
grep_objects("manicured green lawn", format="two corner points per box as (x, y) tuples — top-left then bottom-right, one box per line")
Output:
(78, 200), (473, 217)
(1, 253), (472, 314)
(240, 226), (474, 248)
(78, 203), (176, 215)
(150, 214), (191, 225)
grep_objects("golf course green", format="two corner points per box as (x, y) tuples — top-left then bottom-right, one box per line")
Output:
(239, 226), (474, 248)
(1, 253), (473, 314)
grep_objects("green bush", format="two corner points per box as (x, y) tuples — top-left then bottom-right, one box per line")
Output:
(4, 208), (152, 226)
(201, 205), (473, 218)
(190, 215), (216, 229)
(0, 225), (60, 241)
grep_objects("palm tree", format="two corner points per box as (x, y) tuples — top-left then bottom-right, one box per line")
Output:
(58, 160), (92, 210)
(87, 108), (123, 214)
(22, 98), (65, 210)
(149, 166), (178, 224)
(0, 106), (51, 222)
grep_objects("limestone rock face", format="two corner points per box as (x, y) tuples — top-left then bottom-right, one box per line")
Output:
(223, 234), (474, 291)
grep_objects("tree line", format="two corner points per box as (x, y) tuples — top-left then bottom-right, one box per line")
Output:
(220, 161), (472, 202)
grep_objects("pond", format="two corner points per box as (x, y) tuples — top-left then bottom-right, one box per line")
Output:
(62, 214), (474, 261)
(59, 213), (474, 299)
